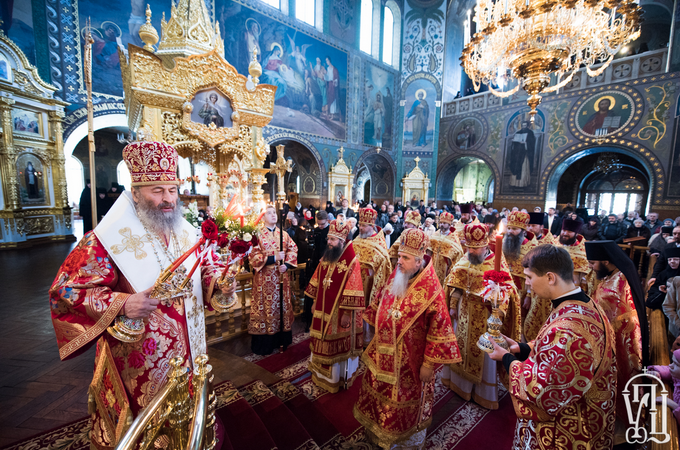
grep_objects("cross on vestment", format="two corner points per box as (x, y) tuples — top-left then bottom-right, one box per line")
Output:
(323, 276), (333, 288)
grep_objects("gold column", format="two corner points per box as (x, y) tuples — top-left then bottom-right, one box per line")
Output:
(48, 110), (69, 208)
(0, 97), (18, 210)
(249, 168), (269, 211)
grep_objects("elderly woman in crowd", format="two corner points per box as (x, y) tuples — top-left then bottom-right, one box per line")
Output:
(626, 218), (652, 245)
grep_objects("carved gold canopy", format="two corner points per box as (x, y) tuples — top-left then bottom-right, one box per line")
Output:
(119, 0), (276, 174)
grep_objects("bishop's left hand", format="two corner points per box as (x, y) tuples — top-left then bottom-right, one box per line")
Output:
(340, 312), (351, 328)
(220, 280), (239, 296)
(419, 365), (434, 383)
(488, 339), (510, 362)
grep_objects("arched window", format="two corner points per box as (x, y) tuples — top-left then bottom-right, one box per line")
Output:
(65, 155), (84, 207)
(360, 0), (373, 54)
(116, 160), (132, 191)
(583, 170), (647, 215)
(383, 1), (401, 67)
(382, 6), (394, 65)
(296, 0), (315, 26)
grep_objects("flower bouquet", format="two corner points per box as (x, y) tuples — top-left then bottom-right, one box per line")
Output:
(477, 270), (513, 353)
(208, 194), (265, 312)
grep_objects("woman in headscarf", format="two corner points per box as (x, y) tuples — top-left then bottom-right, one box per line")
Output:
(580, 216), (600, 241)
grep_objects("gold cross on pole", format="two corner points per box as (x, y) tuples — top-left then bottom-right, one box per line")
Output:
(269, 144), (293, 209)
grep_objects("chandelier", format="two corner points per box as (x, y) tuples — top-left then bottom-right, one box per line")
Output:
(593, 153), (622, 172)
(461, 0), (642, 121)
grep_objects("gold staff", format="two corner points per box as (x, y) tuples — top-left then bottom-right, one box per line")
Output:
(83, 18), (98, 228)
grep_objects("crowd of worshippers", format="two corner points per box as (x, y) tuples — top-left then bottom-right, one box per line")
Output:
(247, 194), (680, 448)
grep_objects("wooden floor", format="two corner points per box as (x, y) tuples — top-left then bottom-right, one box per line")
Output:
(0, 237), (302, 448)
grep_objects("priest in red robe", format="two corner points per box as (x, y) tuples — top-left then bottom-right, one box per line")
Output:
(354, 228), (461, 448)
(49, 141), (231, 449)
(443, 223), (521, 410)
(489, 245), (617, 449)
(248, 204), (298, 355)
(305, 220), (365, 392)
(586, 240), (648, 444)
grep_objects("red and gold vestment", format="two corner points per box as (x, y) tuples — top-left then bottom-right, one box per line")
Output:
(353, 258), (460, 447)
(305, 242), (365, 392)
(49, 192), (223, 449)
(353, 228), (392, 307)
(509, 299), (616, 450)
(444, 251), (521, 409)
(248, 227), (298, 336)
(505, 233), (538, 298)
(592, 269), (642, 420)
(429, 230), (464, 287)
(523, 233), (555, 341)
(555, 234), (592, 294)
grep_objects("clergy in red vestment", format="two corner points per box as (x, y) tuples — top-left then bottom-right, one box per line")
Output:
(354, 228), (461, 449)
(49, 141), (232, 449)
(585, 240), (648, 444)
(555, 218), (592, 294)
(248, 204), (298, 355)
(503, 210), (538, 302)
(353, 207), (392, 346)
(389, 210), (421, 265)
(489, 245), (617, 450)
(523, 212), (555, 341)
(443, 223), (522, 410)
(428, 212), (464, 287)
(305, 220), (365, 392)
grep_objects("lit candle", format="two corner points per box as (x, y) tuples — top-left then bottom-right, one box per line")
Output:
(495, 233), (503, 272)
(254, 211), (266, 226)
(240, 215), (244, 228)
(504, 0), (508, 14)
(167, 237), (205, 274)
(180, 254), (203, 289)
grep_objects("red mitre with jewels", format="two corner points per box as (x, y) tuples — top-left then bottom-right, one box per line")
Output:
(439, 212), (454, 224)
(328, 219), (351, 240)
(398, 228), (429, 258)
(507, 211), (530, 230)
(405, 210), (421, 227)
(123, 141), (180, 186)
(358, 208), (378, 226)
(463, 223), (489, 248)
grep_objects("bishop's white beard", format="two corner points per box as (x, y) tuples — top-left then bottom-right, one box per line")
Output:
(359, 229), (374, 239)
(391, 263), (420, 299)
(135, 195), (183, 238)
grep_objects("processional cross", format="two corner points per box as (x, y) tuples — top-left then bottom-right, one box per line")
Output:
(269, 144), (293, 208)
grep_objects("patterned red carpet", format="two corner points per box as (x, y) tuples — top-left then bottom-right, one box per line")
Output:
(1, 334), (516, 450)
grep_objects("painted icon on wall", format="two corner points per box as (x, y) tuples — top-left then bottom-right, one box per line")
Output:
(576, 90), (634, 137)
(451, 117), (484, 150)
(16, 153), (47, 205)
(402, 79), (437, 153)
(11, 109), (41, 136)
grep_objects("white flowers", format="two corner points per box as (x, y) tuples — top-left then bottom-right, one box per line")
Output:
(243, 233), (252, 242)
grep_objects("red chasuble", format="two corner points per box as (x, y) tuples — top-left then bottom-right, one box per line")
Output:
(353, 228), (392, 306)
(353, 259), (461, 447)
(305, 242), (365, 383)
(592, 269), (643, 421)
(429, 230), (464, 287)
(509, 299), (616, 449)
(248, 227), (298, 335)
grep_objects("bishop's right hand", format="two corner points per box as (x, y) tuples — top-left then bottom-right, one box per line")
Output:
(123, 287), (159, 319)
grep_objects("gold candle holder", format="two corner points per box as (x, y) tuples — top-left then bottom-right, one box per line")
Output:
(211, 262), (242, 313)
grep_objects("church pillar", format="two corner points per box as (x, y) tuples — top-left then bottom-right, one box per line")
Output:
(48, 110), (69, 209)
(0, 97), (19, 210)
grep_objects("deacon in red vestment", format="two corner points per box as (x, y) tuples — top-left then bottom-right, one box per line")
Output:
(353, 208), (392, 345)
(586, 240), (648, 443)
(49, 141), (231, 449)
(354, 228), (460, 449)
(444, 223), (522, 410)
(489, 245), (617, 450)
(523, 212), (555, 341)
(305, 220), (365, 392)
(248, 205), (298, 355)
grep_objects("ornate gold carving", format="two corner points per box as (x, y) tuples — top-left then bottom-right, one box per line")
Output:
(24, 216), (54, 235)
(181, 100), (240, 147)
(12, 71), (42, 97)
(156, 0), (219, 58)
(138, 5), (159, 53)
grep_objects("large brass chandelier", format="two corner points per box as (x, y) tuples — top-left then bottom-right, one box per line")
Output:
(461, 0), (642, 121)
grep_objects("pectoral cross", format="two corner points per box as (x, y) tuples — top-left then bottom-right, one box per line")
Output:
(323, 275), (333, 288)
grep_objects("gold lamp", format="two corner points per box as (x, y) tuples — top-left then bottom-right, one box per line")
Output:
(461, 0), (642, 121)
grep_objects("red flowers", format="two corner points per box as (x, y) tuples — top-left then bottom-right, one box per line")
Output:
(229, 239), (251, 255)
(483, 270), (511, 284)
(217, 233), (229, 248)
(251, 235), (259, 247)
(201, 219), (219, 241)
